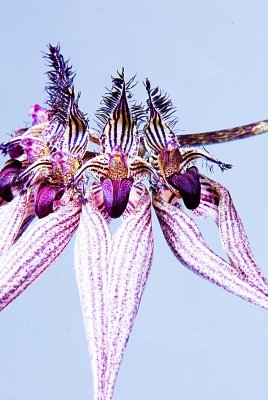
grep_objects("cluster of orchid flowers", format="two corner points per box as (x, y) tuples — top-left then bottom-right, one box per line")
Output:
(0, 45), (268, 400)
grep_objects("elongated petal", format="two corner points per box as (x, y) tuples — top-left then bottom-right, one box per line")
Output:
(0, 193), (29, 256)
(0, 200), (81, 311)
(74, 199), (112, 400)
(193, 175), (268, 294)
(105, 187), (153, 398)
(153, 192), (268, 308)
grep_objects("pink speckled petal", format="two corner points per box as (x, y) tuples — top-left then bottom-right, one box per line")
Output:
(153, 192), (268, 309)
(105, 186), (153, 398)
(0, 194), (29, 256)
(29, 104), (49, 125)
(0, 200), (81, 311)
(74, 199), (112, 400)
(193, 175), (268, 294)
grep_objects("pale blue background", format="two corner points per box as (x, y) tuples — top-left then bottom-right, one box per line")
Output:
(0, 1), (268, 399)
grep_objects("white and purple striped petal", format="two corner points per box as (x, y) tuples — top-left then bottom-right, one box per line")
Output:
(105, 187), (153, 399)
(0, 193), (29, 256)
(0, 200), (81, 311)
(74, 199), (112, 400)
(153, 192), (268, 308)
(193, 175), (268, 294)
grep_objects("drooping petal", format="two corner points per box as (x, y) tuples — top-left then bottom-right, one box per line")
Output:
(105, 186), (153, 398)
(0, 200), (81, 311)
(193, 175), (268, 294)
(74, 199), (112, 400)
(0, 193), (29, 256)
(153, 192), (268, 308)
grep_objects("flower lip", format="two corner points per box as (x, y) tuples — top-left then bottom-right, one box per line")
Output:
(101, 176), (134, 218)
(0, 160), (22, 202)
(35, 183), (65, 219)
(166, 166), (201, 210)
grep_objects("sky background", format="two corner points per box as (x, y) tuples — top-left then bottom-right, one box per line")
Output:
(0, 1), (268, 399)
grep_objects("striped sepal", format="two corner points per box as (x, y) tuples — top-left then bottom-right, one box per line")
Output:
(144, 79), (178, 157)
(43, 95), (88, 159)
(153, 192), (268, 309)
(104, 187), (153, 398)
(99, 76), (140, 159)
(0, 193), (28, 257)
(44, 44), (88, 159)
(0, 200), (81, 311)
(74, 199), (112, 400)
(194, 175), (268, 294)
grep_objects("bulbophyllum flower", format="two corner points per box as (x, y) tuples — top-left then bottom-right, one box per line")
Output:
(73, 71), (155, 219)
(1, 45), (268, 400)
(144, 80), (268, 308)
(0, 62), (155, 400)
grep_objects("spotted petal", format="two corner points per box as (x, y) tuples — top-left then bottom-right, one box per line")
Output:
(193, 175), (268, 294)
(0, 193), (29, 256)
(74, 199), (112, 400)
(153, 191), (268, 308)
(105, 186), (153, 398)
(75, 187), (153, 400)
(0, 200), (81, 311)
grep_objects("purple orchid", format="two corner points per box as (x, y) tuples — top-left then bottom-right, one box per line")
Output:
(1, 45), (268, 400)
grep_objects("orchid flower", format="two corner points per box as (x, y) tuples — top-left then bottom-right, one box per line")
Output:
(143, 79), (268, 308)
(1, 45), (268, 400)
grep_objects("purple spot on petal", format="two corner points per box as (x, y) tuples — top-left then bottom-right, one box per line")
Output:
(167, 166), (201, 210)
(101, 177), (133, 218)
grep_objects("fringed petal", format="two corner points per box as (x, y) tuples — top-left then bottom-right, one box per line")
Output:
(74, 199), (112, 400)
(143, 79), (178, 157)
(105, 186), (153, 398)
(193, 175), (268, 294)
(0, 193), (29, 256)
(153, 192), (268, 309)
(180, 147), (232, 172)
(0, 200), (81, 311)
(97, 72), (140, 159)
